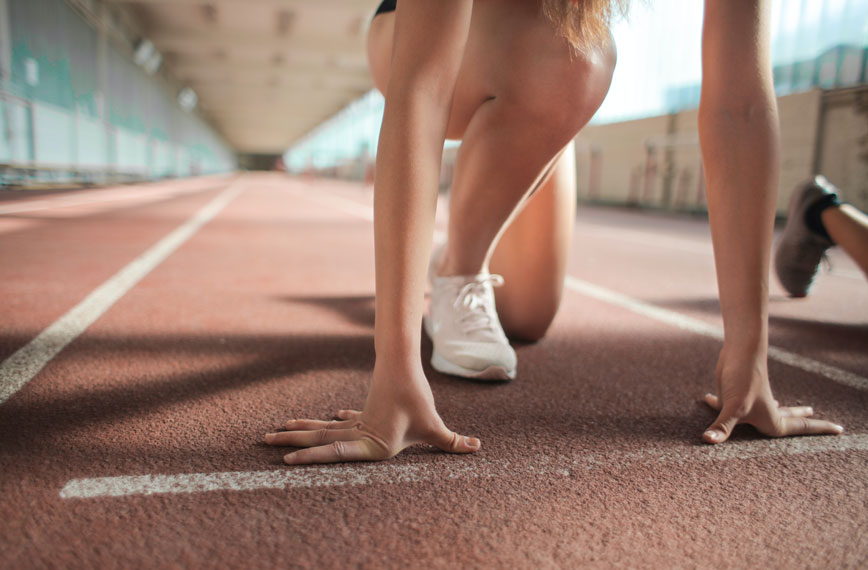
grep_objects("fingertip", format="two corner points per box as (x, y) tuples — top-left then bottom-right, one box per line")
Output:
(264, 433), (275, 444)
(832, 424), (844, 434)
(465, 436), (481, 450)
(284, 419), (295, 429)
(283, 453), (298, 465)
(702, 430), (725, 444)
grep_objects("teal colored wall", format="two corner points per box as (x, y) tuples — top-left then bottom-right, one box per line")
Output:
(1, 0), (236, 181)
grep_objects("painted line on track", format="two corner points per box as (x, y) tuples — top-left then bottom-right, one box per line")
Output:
(564, 276), (868, 392)
(0, 176), (247, 405)
(0, 179), (230, 216)
(298, 187), (374, 221)
(59, 433), (868, 499)
(298, 186), (868, 393)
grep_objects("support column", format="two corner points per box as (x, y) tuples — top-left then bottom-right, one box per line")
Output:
(0, 0), (10, 84)
(97, 0), (111, 177)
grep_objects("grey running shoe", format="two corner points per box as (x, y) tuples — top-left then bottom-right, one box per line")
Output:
(774, 176), (837, 297)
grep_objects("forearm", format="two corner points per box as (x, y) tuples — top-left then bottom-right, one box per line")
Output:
(699, 102), (779, 348)
(699, 0), (778, 352)
(373, 91), (452, 366)
(372, 1), (472, 371)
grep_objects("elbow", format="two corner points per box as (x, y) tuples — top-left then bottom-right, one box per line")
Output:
(698, 97), (779, 146)
(699, 83), (778, 128)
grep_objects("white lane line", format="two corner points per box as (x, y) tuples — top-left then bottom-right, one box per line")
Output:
(60, 434), (868, 499)
(297, 187), (374, 221)
(578, 226), (713, 255)
(564, 276), (868, 392)
(303, 185), (868, 392)
(0, 179), (228, 216)
(0, 176), (246, 405)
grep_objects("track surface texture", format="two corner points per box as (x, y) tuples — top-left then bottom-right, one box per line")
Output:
(1, 173), (866, 569)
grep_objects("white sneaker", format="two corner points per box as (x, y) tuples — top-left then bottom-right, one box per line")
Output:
(424, 272), (517, 380)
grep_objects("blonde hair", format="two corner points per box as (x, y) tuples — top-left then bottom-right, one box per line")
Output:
(541, 0), (628, 52)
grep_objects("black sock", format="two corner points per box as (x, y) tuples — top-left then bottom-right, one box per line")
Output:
(804, 193), (840, 242)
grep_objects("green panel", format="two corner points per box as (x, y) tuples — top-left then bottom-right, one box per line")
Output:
(3, 0), (235, 179)
(0, 100), (9, 161)
(77, 115), (107, 166)
(33, 100), (73, 164)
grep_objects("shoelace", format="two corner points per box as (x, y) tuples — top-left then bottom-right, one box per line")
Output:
(821, 252), (833, 273)
(453, 274), (504, 334)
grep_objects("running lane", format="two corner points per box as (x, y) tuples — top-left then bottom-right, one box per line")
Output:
(1, 173), (866, 569)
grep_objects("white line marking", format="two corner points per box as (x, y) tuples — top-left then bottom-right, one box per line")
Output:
(578, 226), (713, 255)
(297, 188), (374, 221)
(60, 434), (868, 499)
(565, 276), (868, 391)
(565, 276), (724, 339)
(0, 178), (229, 215)
(0, 177), (246, 405)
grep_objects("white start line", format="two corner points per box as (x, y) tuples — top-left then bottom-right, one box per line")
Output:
(60, 433), (868, 499)
(0, 177), (863, 500)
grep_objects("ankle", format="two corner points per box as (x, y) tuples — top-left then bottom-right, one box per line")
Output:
(805, 192), (840, 243)
(438, 252), (486, 278)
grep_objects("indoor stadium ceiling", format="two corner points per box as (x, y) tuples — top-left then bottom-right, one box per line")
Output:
(107, 0), (382, 154)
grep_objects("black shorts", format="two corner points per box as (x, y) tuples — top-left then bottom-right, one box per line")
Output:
(374, 0), (396, 17)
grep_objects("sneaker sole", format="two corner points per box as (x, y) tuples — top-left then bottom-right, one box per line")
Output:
(424, 314), (515, 381)
(431, 349), (515, 381)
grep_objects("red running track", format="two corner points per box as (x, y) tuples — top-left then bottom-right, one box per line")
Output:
(0, 173), (866, 569)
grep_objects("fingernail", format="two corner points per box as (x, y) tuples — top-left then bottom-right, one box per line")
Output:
(704, 430), (720, 442)
(264, 433), (274, 443)
(285, 419), (295, 427)
(466, 436), (480, 447)
(284, 453), (297, 465)
(833, 424), (844, 434)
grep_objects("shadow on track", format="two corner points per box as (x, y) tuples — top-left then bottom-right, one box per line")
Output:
(278, 295), (376, 328)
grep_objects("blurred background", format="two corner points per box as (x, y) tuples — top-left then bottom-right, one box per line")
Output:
(1, 0), (866, 213)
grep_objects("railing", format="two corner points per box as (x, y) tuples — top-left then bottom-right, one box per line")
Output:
(0, 89), (213, 188)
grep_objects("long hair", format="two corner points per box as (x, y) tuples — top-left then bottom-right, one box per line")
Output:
(542, 0), (629, 52)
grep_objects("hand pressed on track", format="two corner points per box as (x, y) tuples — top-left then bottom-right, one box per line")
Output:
(264, 368), (480, 464)
(701, 349), (844, 444)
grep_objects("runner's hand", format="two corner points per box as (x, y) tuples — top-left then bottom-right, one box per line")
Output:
(702, 349), (843, 444)
(264, 367), (480, 463)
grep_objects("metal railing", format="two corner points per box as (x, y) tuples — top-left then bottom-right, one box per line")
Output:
(0, 89), (209, 188)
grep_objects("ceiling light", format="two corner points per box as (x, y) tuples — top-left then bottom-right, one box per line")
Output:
(178, 87), (198, 111)
(143, 52), (162, 75)
(133, 40), (155, 66)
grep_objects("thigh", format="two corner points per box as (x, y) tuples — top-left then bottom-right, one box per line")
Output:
(366, 11), (490, 140)
(366, 12), (394, 96)
(368, 1), (588, 141)
(489, 142), (577, 341)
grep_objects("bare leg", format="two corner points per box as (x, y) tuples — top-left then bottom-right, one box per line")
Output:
(822, 204), (868, 278)
(489, 144), (577, 341)
(370, 2), (614, 344)
(435, 6), (613, 343)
